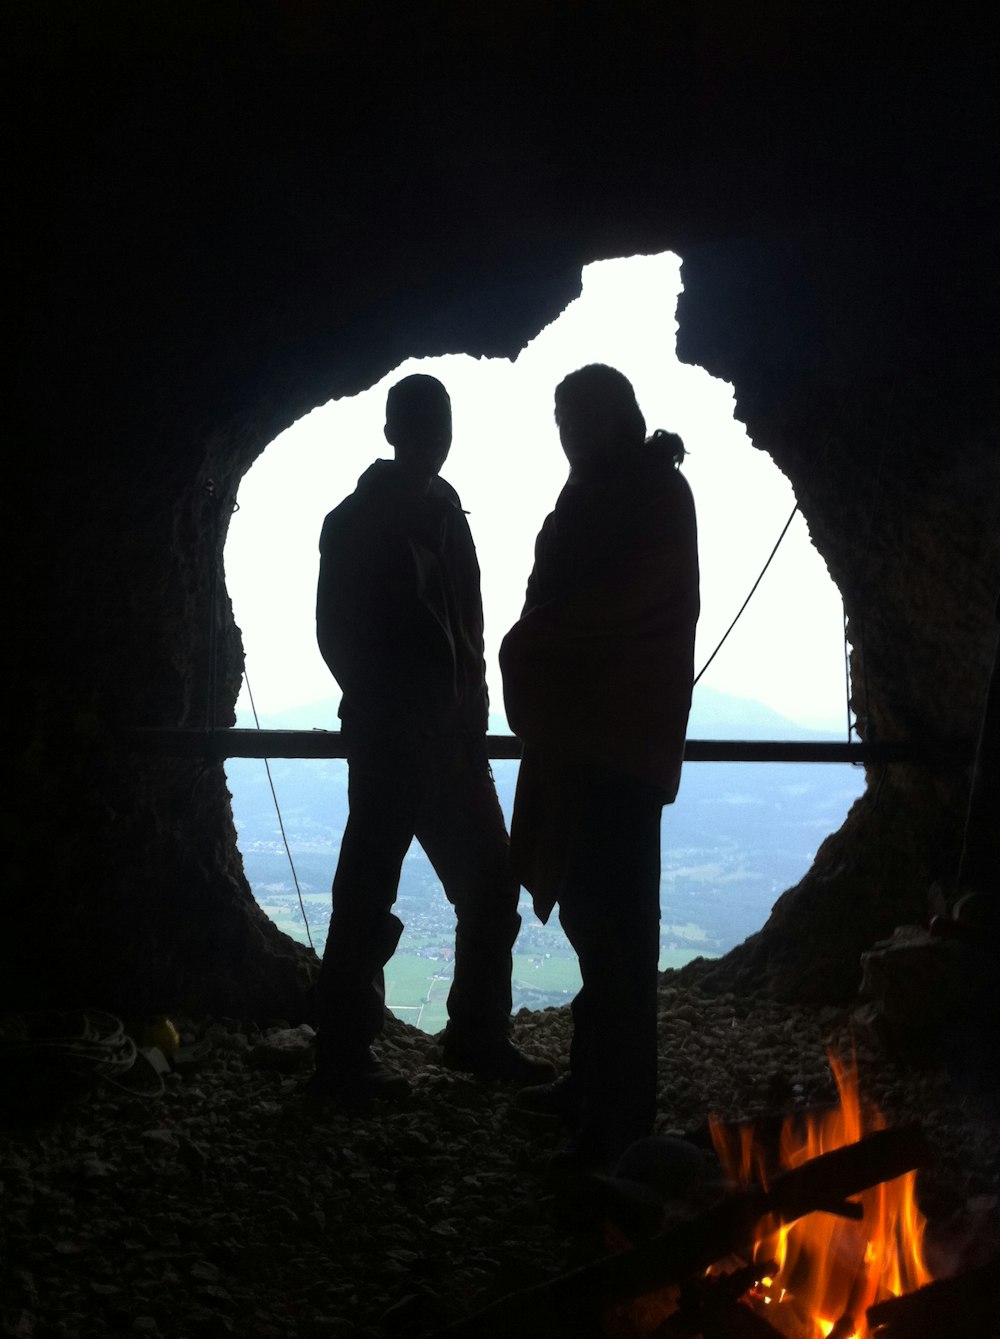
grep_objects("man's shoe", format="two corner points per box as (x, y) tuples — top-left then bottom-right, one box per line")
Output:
(514, 1072), (583, 1121)
(440, 1034), (557, 1087)
(304, 1047), (411, 1108)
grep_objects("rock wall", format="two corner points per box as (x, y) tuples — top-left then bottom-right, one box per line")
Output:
(7, 3), (999, 1018)
(677, 225), (1000, 998)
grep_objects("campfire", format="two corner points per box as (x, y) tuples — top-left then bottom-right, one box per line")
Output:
(434, 1049), (1000, 1338)
(704, 1052), (933, 1338)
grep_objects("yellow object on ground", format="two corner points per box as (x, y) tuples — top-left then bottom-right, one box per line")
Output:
(142, 1018), (180, 1057)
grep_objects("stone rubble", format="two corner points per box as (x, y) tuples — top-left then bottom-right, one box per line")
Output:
(1, 975), (997, 1338)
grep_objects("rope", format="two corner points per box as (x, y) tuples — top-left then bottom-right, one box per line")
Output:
(243, 671), (315, 952)
(843, 602), (854, 748)
(0, 1010), (165, 1100)
(210, 486), (315, 950)
(693, 503), (799, 686)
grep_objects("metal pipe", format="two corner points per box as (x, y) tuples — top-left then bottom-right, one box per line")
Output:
(129, 728), (973, 766)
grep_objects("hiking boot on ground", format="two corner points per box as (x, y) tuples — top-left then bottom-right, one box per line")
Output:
(439, 1034), (557, 1087)
(514, 1072), (583, 1121)
(304, 1047), (411, 1108)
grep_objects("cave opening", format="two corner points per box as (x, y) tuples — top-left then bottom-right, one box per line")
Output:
(221, 253), (865, 1030)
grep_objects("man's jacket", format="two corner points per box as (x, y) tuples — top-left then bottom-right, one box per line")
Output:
(316, 460), (488, 736)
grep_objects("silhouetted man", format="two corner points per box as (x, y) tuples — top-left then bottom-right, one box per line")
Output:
(310, 373), (553, 1103)
(500, 364), (700, 1171)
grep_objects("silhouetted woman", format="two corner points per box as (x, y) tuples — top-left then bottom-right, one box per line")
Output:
(500, 364), (700, 1172)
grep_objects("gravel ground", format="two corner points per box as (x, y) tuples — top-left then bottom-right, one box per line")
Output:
(2, 975), (998, 1339)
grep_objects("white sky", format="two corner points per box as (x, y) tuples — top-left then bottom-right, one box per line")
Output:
(225, 252), (850, 733)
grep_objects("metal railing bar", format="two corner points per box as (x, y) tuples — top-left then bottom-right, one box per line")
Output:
(129, 729), (973, 766)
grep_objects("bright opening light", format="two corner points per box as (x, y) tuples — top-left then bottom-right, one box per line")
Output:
(226, 253), (849, 734)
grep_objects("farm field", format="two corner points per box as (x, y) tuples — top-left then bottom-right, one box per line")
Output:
(256, 888), (710, 1033)
(381, 948), (704, 1034)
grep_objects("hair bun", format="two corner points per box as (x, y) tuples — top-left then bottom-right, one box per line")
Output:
(648, 428), (687, 466)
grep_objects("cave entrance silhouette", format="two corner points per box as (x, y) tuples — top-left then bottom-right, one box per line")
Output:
(221, 252), (866, 1030)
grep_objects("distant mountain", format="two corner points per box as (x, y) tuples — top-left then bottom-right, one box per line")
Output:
(238, 685), (847, 743)
(686, 686), (846, 741)
(235, 698), (343, 731)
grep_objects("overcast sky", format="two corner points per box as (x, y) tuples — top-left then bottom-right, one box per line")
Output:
(225, 253), (850, 734)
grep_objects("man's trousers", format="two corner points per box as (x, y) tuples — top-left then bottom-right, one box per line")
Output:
(314, 725), (521, 1066)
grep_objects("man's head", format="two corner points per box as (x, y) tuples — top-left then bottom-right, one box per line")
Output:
(554, 364), (646, 479)
(384, 375), (452, 484)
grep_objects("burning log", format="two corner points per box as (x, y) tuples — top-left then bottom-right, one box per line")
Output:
(755, 1124), (928, 1224)
(694, 1261), (780, 1307)
(655, 1302), (787, 1338)
(826, 1315), (857, 1339)
(697, 1301), (788, 1338)
(652, 1262), (783, 1337)
(431, 1125), (929, 1339)
(865, 1258), (1000, 1337)
(808, 1198), (865, 1221)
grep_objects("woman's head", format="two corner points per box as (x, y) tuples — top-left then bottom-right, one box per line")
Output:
(554, 364), (646, 477)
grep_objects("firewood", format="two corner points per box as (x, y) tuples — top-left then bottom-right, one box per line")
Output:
(430, 1126), (929, 1339)
(697, 1299), (787, 1338)
(691, 1260), (780, 1305)
(865, 1258), (1000, 1336)
(647, 1260), (783, 1337)
(759, 1124), (929, 1223)
(809, 1197), (864, 1220)
(827, 1313), (858, 1339)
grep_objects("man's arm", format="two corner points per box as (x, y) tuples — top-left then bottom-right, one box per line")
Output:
(315, 507), (402, 704)
(316, 511), (359, 690)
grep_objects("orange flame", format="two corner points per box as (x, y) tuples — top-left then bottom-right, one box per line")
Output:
(709, 1053), (934, 1338)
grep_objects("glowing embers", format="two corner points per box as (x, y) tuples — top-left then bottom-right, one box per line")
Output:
(708, 1054), (934, 1338)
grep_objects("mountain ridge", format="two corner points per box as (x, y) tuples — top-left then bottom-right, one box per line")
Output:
(235, 684), (848, 742)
